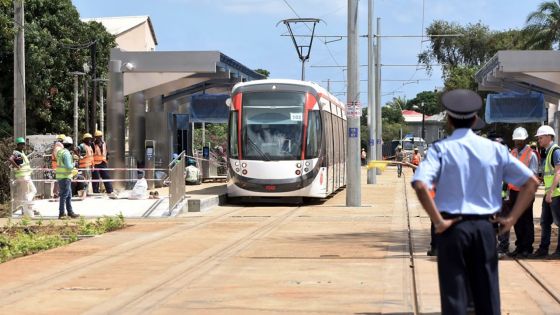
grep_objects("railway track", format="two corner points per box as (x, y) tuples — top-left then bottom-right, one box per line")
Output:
(83, 205), (305, 314)
(0, 205), (250, 306)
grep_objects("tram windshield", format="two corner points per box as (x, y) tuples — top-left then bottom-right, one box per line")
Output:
(242, 92), (305, 160)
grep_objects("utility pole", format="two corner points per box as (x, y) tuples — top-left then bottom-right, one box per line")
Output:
(13, 0), (26, 140)
(91, 42), (98, 133)
(277, 18), (322, 81)
(70, 72), (85, 145)
(367, 0), (376, 185)
(346, 0), (361, 206)
(375, 17), (382, 175)
(421, 101), (425, 140)
(93, 78), (108, 135)
(84, 75), (89, 133)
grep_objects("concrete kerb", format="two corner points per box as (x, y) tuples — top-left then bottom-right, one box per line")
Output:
(185, 193), (227, 213)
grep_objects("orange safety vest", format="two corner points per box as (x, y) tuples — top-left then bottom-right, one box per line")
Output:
(51, 143), (63, 169)
(93, 142), (107, 165)
(412, 153), (421, 165)
(79, 143), (94, 168)
(508, 146), (532, 191)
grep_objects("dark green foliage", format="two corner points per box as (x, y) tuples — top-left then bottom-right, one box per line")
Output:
(0, 0), (116, 136)
(254, 68), (270, 78)
(404, 91), (441, 116)
(524, 1), (560, 49)
(0, 214), (126, 263)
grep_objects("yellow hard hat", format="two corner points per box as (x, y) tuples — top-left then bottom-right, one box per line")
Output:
(94, 130), (103, 137)
(82, 133), (93, 140)
(56, 134), (66, 140)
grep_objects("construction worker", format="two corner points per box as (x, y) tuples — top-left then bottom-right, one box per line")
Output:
(533, 125), (560, 258)
(186, 158), (201, 185)
(51, 134), (65, 170)
(412, 89), (538, 314)
(92, 130), (114, 195)
(506, 127), (538, 258)
(411, 147), (421, 173)
(8, 137), (38, 217)
(50, 134), (65, 198)
(78, 133), (94, 196)
(56, 137), (79, 219)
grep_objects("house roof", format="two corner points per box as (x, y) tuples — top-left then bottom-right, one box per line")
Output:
(82, 15), (158, 45)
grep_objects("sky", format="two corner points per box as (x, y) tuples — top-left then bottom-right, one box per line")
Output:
(72, 0), (541, 108)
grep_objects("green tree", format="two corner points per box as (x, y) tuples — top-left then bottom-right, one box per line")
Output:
(524, 1), (560, 49)
(254, 68), (270, 78)
(381, 98), (407, 142)
(0, 0), (115, 136)
(405, 91), (441, 116)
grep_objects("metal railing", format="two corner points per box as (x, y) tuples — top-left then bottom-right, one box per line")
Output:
(168, 151), (186, 213)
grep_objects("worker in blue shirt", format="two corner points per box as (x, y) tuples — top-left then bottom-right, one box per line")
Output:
(412, 89), (538, 315)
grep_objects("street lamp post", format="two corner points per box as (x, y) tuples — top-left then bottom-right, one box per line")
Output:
(413, 102), (425, 141)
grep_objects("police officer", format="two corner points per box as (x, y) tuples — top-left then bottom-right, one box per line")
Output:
(412, 89), (538, 314)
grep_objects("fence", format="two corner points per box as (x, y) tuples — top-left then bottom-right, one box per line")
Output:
(168, 151), (186, 213)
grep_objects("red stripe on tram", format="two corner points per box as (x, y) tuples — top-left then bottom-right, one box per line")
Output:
(233, 93), (243, 160)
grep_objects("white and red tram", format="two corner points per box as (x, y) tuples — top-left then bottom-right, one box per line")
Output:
(227, 79), (347, 198)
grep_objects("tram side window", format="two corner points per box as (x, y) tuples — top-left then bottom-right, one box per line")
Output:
(305, 111), (322, 159)
(229, 112), (238, 158)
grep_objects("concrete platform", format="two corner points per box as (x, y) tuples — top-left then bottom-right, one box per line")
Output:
(16, 181), (227, 219)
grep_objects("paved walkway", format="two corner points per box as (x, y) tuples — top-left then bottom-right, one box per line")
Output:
(0, 168), (558, 314)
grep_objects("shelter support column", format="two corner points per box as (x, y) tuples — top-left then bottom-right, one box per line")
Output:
(129, 92), (146, 167)
(107, 60), (125, 190)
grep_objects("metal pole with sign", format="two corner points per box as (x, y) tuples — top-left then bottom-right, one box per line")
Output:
(346, 0), (361, 206)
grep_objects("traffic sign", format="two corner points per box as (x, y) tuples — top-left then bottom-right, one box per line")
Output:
(348, 127), (359, 138)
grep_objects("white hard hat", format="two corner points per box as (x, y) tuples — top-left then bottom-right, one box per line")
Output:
(62, 136), (73, 144)
(512, 127), (529, 140)
(535, 125), (556, 137)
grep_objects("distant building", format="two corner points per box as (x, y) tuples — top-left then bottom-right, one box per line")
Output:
(402, 110), (446, 143)
(82, 16), (157, 51)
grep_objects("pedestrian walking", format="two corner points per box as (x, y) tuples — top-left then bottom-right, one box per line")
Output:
(92, 130), (114, 195)
(412, 89), (538, 314)
(532, 125), (560, 258)
(361, 148), (366, 166)
(8, 137), (38, 217)
(395, 146), (404, 177)
(507, 127), (538, 258)
(56, 137), (79, 219)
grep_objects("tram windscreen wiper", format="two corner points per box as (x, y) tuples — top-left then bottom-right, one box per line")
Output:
(246, 136), (271, 161)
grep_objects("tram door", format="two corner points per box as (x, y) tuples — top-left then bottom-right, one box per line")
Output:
(332, 110), (340, 190)
(323, 111), (334, 194)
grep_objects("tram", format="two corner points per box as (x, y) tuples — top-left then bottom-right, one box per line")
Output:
(226, 79), (347, 198)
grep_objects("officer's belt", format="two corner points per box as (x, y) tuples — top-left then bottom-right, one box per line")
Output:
(440, 212), (494, 220)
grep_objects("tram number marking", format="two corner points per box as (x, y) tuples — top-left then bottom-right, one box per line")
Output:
(290, 113), (303, 121)
(264, 185), (276, 191)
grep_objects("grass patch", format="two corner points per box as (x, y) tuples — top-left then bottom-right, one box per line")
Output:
(0, 214), (126, 263)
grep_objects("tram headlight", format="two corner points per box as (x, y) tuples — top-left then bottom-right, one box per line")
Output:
(296, 163), (301, 168)
(304, 168), (309, 173)
(305, 161), (310, 166)
(235, 161), (239, 166)
(295, 170), (301, 176)
(235, 168), (240, 172)
(242, 163), (247, 168)
(242, 169), (248, 175)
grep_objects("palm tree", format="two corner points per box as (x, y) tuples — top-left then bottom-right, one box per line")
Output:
(524, 1), (560, 49)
